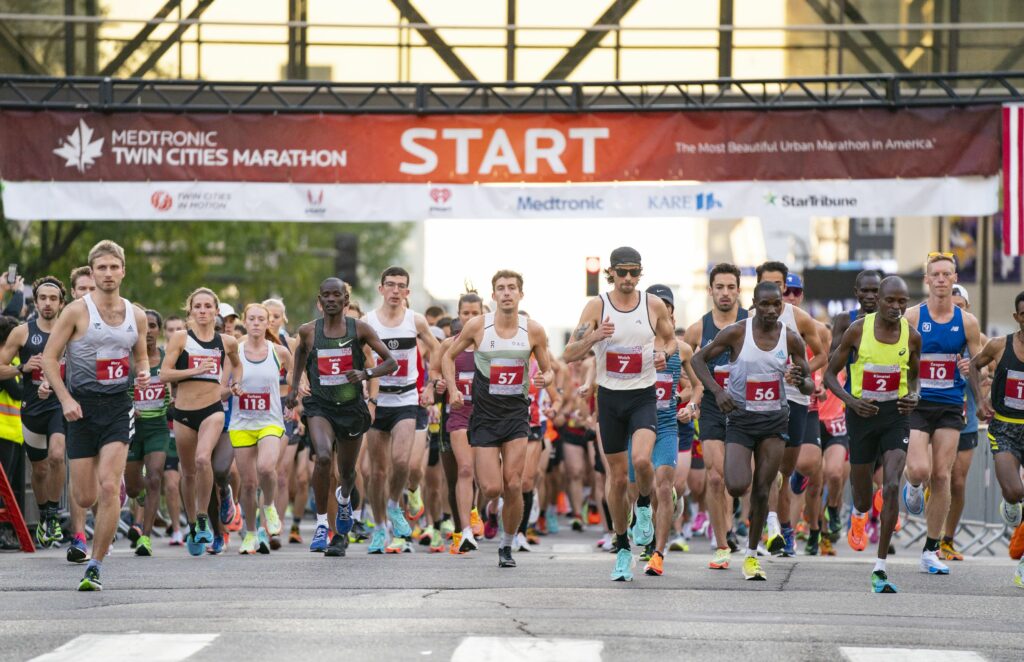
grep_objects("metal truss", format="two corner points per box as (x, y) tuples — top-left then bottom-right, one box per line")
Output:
(0, 71), (1022, 114)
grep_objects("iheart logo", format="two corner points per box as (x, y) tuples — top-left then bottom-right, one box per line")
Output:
(430, 188), (451, 204)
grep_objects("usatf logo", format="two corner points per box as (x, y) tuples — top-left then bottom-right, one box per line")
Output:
(54, 119), (104, 173)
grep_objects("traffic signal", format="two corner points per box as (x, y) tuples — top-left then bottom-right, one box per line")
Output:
(586, 256), (601, 296)
(334, 233), (359, 288)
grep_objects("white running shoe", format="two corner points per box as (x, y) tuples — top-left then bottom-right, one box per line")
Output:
(1001, 499), (1023, 529)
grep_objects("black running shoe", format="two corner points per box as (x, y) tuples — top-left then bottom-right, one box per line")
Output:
(498, 546), (516, 568)
(78, 566), (102, 591)
(726, 529), (740, 553)
(325, 534), (348, 557)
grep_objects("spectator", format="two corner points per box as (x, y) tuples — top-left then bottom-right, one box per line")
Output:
(0, 315), (25, 549)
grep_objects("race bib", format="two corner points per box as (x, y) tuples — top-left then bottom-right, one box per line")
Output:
(489, 358), (525, 396)
(96, 349), (129, 385)
(31, 358), (65, 385)
(133, 381), (166, 411)
(655, 372), (674, 410)
(744, 373), (781, 412)
(380, 349), (413, 386)
(188, 347), (221, 379)
(237, 391), (272, 413)
(920, 353), (956, 390)
(457, 371), (474, 403)
(861, 363), (900, 401)
(606, 345), (642, 378)
(713, 366), (729, 390)
(1005, 369), (1024, 410)
(824, 416), (847, 436)
(317, 347), (353, 386)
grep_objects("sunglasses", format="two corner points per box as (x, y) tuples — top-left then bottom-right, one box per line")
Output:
(927, 251), (955, 263)
(784, 288), (803, 296)
(615, 268), (642, 278)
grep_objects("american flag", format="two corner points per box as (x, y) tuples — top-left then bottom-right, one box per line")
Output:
(1004, 103), (1024, 256)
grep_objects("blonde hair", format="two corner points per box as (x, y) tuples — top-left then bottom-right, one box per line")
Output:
(491, 269), (524, 291)
(184, 287), (220, 329)
(242, 302), (279, 344)
(262, 298), (288, 325)
(88, 240), (126, 267)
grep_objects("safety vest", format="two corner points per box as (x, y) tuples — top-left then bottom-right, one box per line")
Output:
(0, 358), (24, 444)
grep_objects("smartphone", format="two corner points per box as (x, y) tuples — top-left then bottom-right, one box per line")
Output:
(6, 264), (15, 285)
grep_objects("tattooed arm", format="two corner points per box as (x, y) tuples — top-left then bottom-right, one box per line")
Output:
(562, 298), (608, 364)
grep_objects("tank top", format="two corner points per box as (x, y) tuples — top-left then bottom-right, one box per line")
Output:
(917, 304), (967, 404)
(471, 313), (531, 421)
(173, 329), (225, 384)
(527, 359), (541, 427)
(594, 291), (656, 390)
(366, 308), (419, 407)
(991, 334), (1024, 420)
(656, 351), (682, 428)
(18, 319), (62, 416)
(779, 303), (810, 406)
(134, 349), (169, 419)
(726, 319), (788, 412)
(849, 313), (910, 401)
(843, 308), (859, 393)
(448, 341), (475, 412)
(230, 339), (285, 431)
(306, 317), (365, 405)
(700, 308), (749, 394)
(66, 293), (139, 397)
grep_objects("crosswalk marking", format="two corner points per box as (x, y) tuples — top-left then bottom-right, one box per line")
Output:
(30, 633), (219, 662)
(840, 647), (986, 662)
(451, 637), (603, 662)
(550, 543), (593, 554)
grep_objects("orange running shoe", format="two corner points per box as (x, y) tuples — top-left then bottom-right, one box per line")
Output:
(535, 514), (548, 535)
(450, 532), (466, 555)
(644, 550), (664, 576)
(557, 492), (570, 515)
(939, 539), (964, 561)
(848, 513), (868, 552)
(894, 514), (903, 532)
(1010, 522), (1024, 560)
(708, 547), (730, 569)
(226, 504), (243, 533)
(873, 489), (884, 517)
(525, 528), (541, 545)
(820, 536), (836, 556)
(470, 509), (484, 538)
(587, 506), (601, 526)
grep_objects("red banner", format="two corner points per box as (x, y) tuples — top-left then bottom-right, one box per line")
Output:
(0, 107), (999, 185)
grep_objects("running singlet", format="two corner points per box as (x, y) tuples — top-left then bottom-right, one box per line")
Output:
(779, 303), (810, 406)
(231, 339), (285, 431)
(726, 320), (788, 412)
(849, 313), (909, 401)
(449, 342), (475, 409)
(527, 358), (541, 427)
(365, 309), (419, 407)
(66, 293), (139, 397)
(699, 308), (749, 396)
(134, 349), (169, 418)
(990, 334), (1024, 419)
(917, 304), (967, 405)
(18, 319), (62, 417)
(174, 330), (225, 384)
(306, 317), (365, 405)
(471, 313), (531, 421)
(594, 291), (656, 391)
(656, 351), (682, 430)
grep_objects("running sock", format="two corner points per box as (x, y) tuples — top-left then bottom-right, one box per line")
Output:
(615, 532), (630, 551)
(293, 515), (302, 526)
(745, 548), (756, 558)
(852, 506), (867, 518)
(519, 491), (534, 534)
(86, 558), (101, 571)
(942, 536), (954, 544)
(808, 529), (820, 543)
(47, 500), (59, 512)
(827, 505), (840, 523)
(602, 499), (612, 526)
(500, 531), (515, 549)
(873, 558), (887, 573)
(337, 493), (351, 506)
(636, 493), (651, 508)
(767, 511), (780, 530)
(387, 498), (399, 511)
(462, 526), (474, 540)
(924, 537), (940, 553)
(780, 521), (792, 531)
(351, 487), (361, 510)
(316, 513), (328, 528)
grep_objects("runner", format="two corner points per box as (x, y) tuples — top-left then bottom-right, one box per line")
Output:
(563, 247), (677, 581)
(693, 280), (815, 581)
(825, 276), (921, 592)
(41, 241), (150, 590)
(231, 303), (293, 555)
(160, 287), (243, 556)
(162, 315), (186, 547)
(682, 263), (745, 568)
(0, 277), (67, 549)
(902, 253), (983, 575)
(287, 278), (398, 557)
(969, 290), (1024, 587)
(364, 267), (442, 554)
(125, 309), (171, 556)
(442, 269), (555, 568)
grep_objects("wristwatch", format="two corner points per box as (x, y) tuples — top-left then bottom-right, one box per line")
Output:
(367, 397), (378, 405)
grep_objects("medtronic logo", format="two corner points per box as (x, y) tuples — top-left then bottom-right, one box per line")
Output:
(647, 192), (722, 211)
(516, 196), (603, 212)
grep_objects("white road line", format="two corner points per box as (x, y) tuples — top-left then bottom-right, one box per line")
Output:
(30, 633), (219, 662)
(840, 647), (986, 662)
(550, 544), (593, 554)
(451, 637), (603, 662)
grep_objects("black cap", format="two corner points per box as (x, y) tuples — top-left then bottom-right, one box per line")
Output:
(610, 246), (642, 267)
(646, 284), (674, 309)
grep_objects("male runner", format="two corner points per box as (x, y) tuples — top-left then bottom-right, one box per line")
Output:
(0, 277), (67, 548)
(826, 276), (921, 592)
(683, 263), (746, 567)
(345, 271), (435, 555)
(443, 269), (555, 568)
(42, 240), (150, 590)
(564, 247), (677, 581)
(969, 290), (1024, 587)
(693, 281), (815, 581)
(902, 253), (983, 575)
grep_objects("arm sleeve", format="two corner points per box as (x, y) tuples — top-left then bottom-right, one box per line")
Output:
(2, 290), (24, 317)
(0, 376), (24, 400)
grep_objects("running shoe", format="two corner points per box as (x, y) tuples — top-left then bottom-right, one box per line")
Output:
(767, 533), (785, 555)
(119, 477), (127, 508)
(47, 516), (63, 546)
(692, 511), (709, 537)
(218, 485), (236, 525)
(920, 550), (950, 575)
(135, 534), (153, 557)
(632, 505), (654, 546)
(536, 513), (549, 535)
(820, 537), (836, 556)
(640, 542), (654, 562)
(514, 532), (533, 553)
(349, 520), (368, 543)
(77, 565), (102, 591)
(644, 550), (664, 576)
(525, 528), (541, 545)
(460, 530), (479, 552)
(185, 531), (205, 556)
(789, 471), (809, 495)
(544, 506), (560, 534)
(127, 524), (142, 547)
(168, 530), (184, 547)
(405, 487), (425, 521)
(668, 535), (690, 552)
(387, 504), (413, 538)
(35, 520), (49, 547)
(240, 532), (258, 554)
(939, 539), (964, 561)
(430, 527), (445, 553)
(309, 524), (330, 553)
(1015, 558), (1024, 588)
(498, 546), (516, 568)
(734, 520), (749, 539)
(484, 513), (499, 540)
(326, 533), (348, 557)
(780, 526), (796, 557)
(289, 523), (303, 544)
(450, 532), (465, 555)
(709, 547), (731, 569)
(902, 482), (925, 516)
(610, 547), (635, 581)
(725, 529), (740, 553)
(848, 513), (868, 552)
(419, 525), (434, 546)
(207, 535), (226, 555)
(873, 488), (884, 516)
(1011, 522), (1024, 560)
(1001, 499), (1023, 529)
(67, 534), (89, 563)
(263, 504), (282, 536)
(257, 528), (271, 554)
(194, 516), (214, 544)
(385, 536), (407, 554)
(867, 518), (880, 545)
(587, 504), (601, 526)
(742, 555), (766, 580)
(805, 535), (819, 557)
(269, 534), (281, 551)
(470, 508), (485, 537)
(571, 516), (584, 532)
(825, 508), (843, 542)
(795, 520), (808, 541)
(368, 527), (387, 554)
(871, 570), (899, 593)
(226, 504), (243, 533)
(327, 492), (351, 537)
(439, 517), (455, 539)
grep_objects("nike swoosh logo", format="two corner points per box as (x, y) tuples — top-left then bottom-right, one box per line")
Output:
(337, 339), (352, 348)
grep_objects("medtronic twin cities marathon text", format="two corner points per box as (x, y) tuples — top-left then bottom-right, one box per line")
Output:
(109, 130), (347, 167)
(675, 138), (937, 154)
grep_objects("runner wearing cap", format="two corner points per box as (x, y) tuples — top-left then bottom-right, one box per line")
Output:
(564, 247), (677, 581)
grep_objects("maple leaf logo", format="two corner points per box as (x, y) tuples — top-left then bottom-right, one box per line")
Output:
(53, 119), (104, 172)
